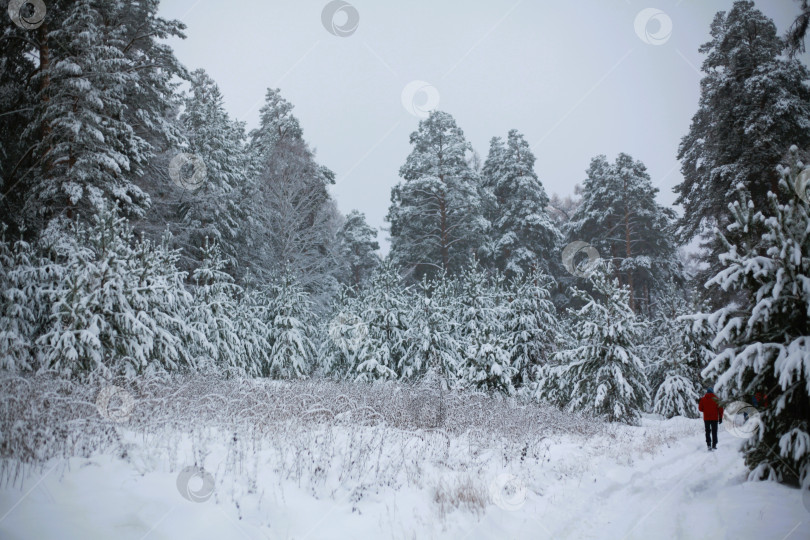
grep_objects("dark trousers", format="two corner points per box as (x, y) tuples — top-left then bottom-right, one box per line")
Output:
(704, 420), (718, 447)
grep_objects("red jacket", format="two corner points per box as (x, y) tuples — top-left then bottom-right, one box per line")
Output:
(699, 393), (724, 421)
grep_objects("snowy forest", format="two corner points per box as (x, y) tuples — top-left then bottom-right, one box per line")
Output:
(1, 0), (809, 538)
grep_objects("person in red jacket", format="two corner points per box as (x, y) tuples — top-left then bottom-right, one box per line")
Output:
(699, 387), (724, 450)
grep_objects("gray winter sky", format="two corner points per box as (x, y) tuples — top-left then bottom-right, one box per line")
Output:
(158, 0), (808, 254)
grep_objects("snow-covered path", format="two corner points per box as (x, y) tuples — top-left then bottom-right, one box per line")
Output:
(1, 417), (808, 539)
(537, 436), (802, 540)
(456, 418), (809, 540)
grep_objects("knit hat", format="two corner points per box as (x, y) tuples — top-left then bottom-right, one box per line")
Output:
(706, 387), (714, 393)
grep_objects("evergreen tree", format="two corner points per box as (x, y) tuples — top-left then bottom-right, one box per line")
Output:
(505, 269), (559, 389)
(17, 0), (186, 226)
(787, 0), (810, 57)
(190, 238), (246, 374)
(37, 206), (199, 379)
(175, 69), (247, 267)
(353, 260), (409, 382)
(321, 287), (366, 378)
(567, 154), (681, 314)
(539, 265), (649, 424)
(0, 0), (41, 232)
(336, 210), (380, 289)
(696, 152), (809, 488)
(234, 285), (273, 378)
(247, 88), (303, 168)
(675, 1), (810, 249)
(403, 275), (462, 387)
(0, 231), (40, 371)
(647, 285), (706, 418)
(387, 111), (487, 280)
(267, 271), (316, 379)
(481, 130), (561, 277)
(457, 260), (514, 394)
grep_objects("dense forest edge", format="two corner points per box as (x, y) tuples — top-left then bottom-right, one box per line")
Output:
(0, 0), (809, 495)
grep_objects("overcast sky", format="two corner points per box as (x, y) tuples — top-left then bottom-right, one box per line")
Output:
(158, 0), (808, 253)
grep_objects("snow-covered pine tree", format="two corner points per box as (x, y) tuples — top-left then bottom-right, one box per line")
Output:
(174, 68), (247, 267)
(37, 205), (198, 379)
(0, 230), (40, 371)
(233, 285), (273, 378)
(786, 0), (810, 57)
(113, 0), (187, 153)
(538, 264), (649, 424)
(697, 150), (809, 488)
(676, 1), (810, 263)
(20, 0), (186, 226)
(566, 153), (681, 315)
(457, 259), (514, 394)
(23, 0), (146, 222)
(647, 284), (705, 418)
(387, 111), (487, 281)
(402, 275), (462, 388)
(320, 286), (367, 379)
(336, 210), (380, 289)
(267, 270), (316, 379)
(353, 260), (409, 382)
(481, 130), (562, 278)
(652, 370), (699, 419)
(505, 269), (559, 390)
(247, 88), (304, 169)
(190, 238), (245, 375)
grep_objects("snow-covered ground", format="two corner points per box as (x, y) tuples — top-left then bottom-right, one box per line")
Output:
(1, 407), (807, 540)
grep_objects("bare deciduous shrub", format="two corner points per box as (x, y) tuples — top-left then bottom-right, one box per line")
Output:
(0, 373), (606, 500)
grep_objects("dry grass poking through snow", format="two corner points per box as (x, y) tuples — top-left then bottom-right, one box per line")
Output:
(0, 373), (608, 518)
(433, 475), (489, 518)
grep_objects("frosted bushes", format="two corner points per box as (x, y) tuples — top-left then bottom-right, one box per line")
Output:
(0, 374), (604, 468)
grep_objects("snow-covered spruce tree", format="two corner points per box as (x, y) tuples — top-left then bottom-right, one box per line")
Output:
(505, 269), (559, 390)
(457, 259), (514, 394)
(267, 271), (316, 379)
(387, 111), (487, 281)
(647, 284), (706, 418)
(675, 1), (810, 260)
(336, 210), (380, 289)
(402, 275), (462, 387)
(0, 231), (41, 371)
(174, 68), (248, 267)
(320, 286), (366, 379)
(190, 259), (272, 378)
(233, 285), (273, 378)
(37, 206), (198, 379)
(538, 264), (649, 424)
(566, 153), (681, 315)
(353, 260), (409, 382)
(697, 153), (809, 487)
(481, 130), (562, 278)
(190, 238), (246, 375)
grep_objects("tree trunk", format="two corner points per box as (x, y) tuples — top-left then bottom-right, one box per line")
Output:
(38, 23), (50, 134)
(439, 193), (449, 273)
